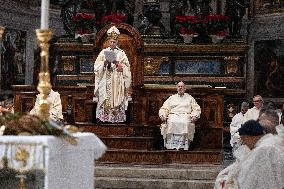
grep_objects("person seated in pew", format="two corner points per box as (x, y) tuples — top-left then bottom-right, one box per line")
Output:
(159, 81), (201, 150)
(30, 89), (63, 121)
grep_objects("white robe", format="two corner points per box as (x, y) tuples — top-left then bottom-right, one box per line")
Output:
(242, 106), (261, 123)
(230, 112), (245, 148)
(237, 133), (284, 189)
(30, 89), (63, 120)
(159, 93), (201, 150)
(94, 47), (131, 122)
(215, 124), (284, 189)
(214, 145), (251, 189)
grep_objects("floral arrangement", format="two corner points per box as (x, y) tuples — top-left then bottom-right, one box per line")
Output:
(71, 12), (96, 35)
(207, 15), (230, 36)
(175, 14), (229, 36)
(99, 13), (128, 27)
(0, 112), (78, 145)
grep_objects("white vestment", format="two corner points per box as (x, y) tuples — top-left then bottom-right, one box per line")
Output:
(159, 93), (201, 150)
(237, 133), (284, 189)
(30, 89), (63, 120)
(94, 47), (131, 123)
(230, 112), (245, 149)
(242, 106), (261, 123)
(216, 125), (284, 189)
(214, 145), (251, 189)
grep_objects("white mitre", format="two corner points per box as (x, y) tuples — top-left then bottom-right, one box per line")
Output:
(107, 26), (120, 40)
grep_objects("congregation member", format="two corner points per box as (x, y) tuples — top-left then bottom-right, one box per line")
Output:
(93, 26), (131, 123)
(159, 81), (201, 150)
(30, 89), (63, 121)
(229, 101), (249, 152)
(242, 95), (263, 122)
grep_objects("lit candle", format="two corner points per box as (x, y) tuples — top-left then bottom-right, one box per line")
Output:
(40, 0), (50, 29)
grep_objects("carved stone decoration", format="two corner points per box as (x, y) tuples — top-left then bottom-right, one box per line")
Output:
(224, 56), (240, 75)
(253, 0), (284, 15)
(143, 3), (166, 35)
(62, 56), (76, 74)
(227, 103), (237, 118)
(59, 0), (83, 36)
(144, 56), (169, 75)
(74, 98), (86, 122)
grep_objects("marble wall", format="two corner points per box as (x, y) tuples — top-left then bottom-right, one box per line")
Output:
(247, 14), (284, 102)
(0, 1), (64, 90)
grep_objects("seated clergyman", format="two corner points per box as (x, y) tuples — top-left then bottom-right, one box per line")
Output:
(30, 89), (63, 121)
(159, 81), (201, 150)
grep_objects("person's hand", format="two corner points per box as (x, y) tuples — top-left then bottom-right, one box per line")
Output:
(104, 60), (110, 67)
(113, 60), (119, 65)
(116, 63), (124, 72)
(190, 116), (198, 123)
(160, 115), (167, 122)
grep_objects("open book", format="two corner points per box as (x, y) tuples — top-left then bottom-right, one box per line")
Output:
(104, 50), (117, 62)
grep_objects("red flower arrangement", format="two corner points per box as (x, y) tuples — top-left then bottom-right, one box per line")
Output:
(100, 13), (128, 26)
(71, 13), (96, 35)
(175, 14), (229, 36)
(207, 15), (230, 36)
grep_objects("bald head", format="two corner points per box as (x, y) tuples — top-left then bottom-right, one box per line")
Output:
(176, 82), (186, 95)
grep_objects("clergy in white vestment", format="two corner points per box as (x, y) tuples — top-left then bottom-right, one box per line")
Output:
(214, 120), (265, 189)
(230, 102), (249, 151)
(237, 109), (284, 189)
(94, 26), (131, 123)
(242, 95), (263, 122)
(237, 128), (284, 189)
(159, 82), (201, 150)
(30, 89), (63, 120)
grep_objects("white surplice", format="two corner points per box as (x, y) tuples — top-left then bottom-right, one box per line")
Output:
(242, 106), (261, 123)
(237, 130), (284, 189)
(230, 112), (245, 149)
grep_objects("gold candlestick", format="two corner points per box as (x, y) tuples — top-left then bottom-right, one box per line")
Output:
(36, 29), (52, 120)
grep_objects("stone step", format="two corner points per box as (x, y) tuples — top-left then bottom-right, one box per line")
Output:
(94, 164), (220, 189)
(95, 177), (215, 189)
(95, 165), (219, 180)
(98, 149), (222, 164)
(77, 123), (160, 137)
(78, 123), (223, 150)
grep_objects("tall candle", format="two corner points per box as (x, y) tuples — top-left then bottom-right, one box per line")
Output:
(40, 0), (50, 29)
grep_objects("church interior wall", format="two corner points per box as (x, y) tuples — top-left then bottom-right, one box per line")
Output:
(247, 14), (284, 105)
(0, 1), (64, 94)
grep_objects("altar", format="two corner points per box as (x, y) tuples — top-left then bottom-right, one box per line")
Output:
(0, 132), (106, 189)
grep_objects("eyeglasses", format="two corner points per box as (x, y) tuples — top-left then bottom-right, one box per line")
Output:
(253, 100), (262, 103)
